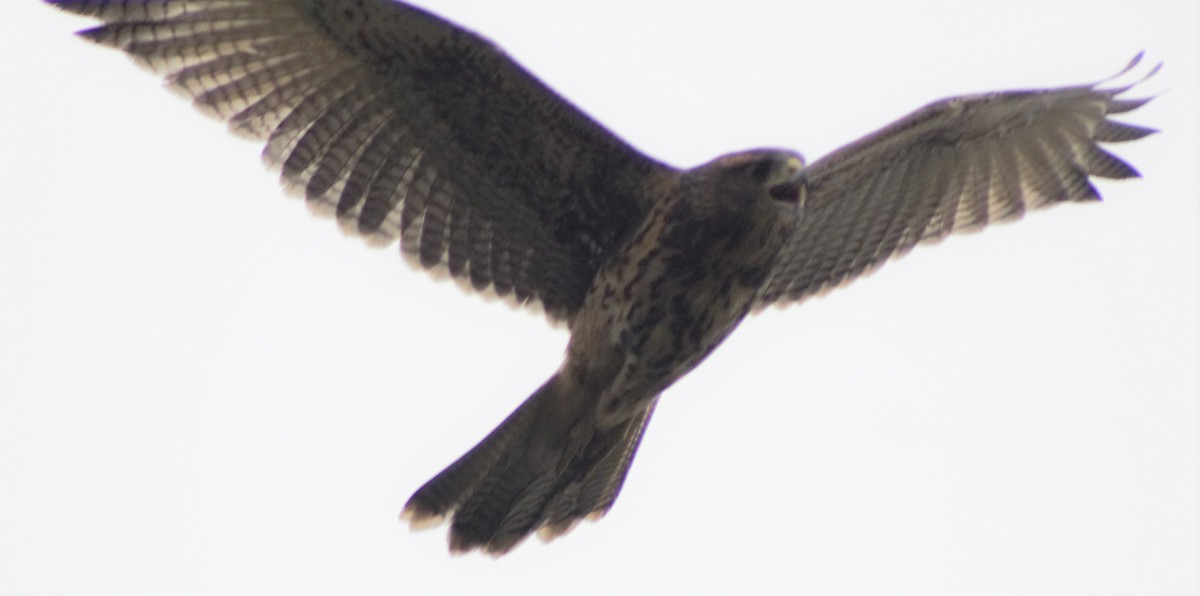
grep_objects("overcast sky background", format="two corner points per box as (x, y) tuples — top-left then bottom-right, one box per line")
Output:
(2, 1), (1198, 595)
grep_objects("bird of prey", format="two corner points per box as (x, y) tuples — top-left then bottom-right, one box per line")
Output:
(47, 0), (1156, 555)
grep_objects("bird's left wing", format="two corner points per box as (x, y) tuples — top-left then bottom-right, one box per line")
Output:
(756, 55), (1158, 308)
(48, 0), (674, 323)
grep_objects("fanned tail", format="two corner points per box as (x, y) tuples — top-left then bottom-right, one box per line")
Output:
(402, 374), (656, 555)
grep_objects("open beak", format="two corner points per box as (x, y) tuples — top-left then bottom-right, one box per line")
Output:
(769, 169), (806, 205)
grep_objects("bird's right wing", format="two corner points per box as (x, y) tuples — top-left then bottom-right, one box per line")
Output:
(757, 55), (1158, 308)
(48, 0), (675, 323)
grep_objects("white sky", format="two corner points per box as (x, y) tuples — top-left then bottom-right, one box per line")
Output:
(2, 1), (1198, 594)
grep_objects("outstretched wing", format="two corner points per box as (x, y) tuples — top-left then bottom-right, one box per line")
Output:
(757, 55), (1158, 308)
(49, 0), (673, 323)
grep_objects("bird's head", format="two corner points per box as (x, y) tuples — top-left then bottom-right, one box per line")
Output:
(685, 149), (807, 221)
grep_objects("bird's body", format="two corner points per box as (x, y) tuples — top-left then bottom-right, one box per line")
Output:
(406, 150), (807, 551)
(47, 0), (1156, 555)
(572, 151), (805, 426)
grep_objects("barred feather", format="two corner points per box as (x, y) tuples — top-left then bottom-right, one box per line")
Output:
(49, 0), (669, 323)
(758, 53), (1157, 306)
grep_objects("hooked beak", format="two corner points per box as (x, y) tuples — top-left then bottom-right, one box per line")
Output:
(768, 168), (807, 205)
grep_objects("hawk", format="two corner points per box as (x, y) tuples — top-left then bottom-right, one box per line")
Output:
(48, 0), (1156, 555)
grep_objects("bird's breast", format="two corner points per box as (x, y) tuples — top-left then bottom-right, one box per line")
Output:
(566, 199), (791, 403)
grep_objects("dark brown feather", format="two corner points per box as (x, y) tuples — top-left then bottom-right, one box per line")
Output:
(50, 0), (674, 323)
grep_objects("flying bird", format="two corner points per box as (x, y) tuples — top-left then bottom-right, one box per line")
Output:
(47, 0), (1157, 555)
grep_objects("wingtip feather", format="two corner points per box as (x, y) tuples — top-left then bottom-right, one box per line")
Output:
(43, 0), (91, 16)
(1096, 52), (1163, 95)
(401, 502), (447, 532)
(1095, 120), (1158, 143)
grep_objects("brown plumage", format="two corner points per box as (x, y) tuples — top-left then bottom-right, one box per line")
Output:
(46, 0), (1157, 555)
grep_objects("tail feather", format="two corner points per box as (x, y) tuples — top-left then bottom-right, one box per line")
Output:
(401, 375), (657, 555)
(541, 400), (657, 537)
(401, 389), (541, 528)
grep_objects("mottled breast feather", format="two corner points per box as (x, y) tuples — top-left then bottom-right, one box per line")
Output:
(756, 54), (1157, 308)
(50, 0), (674, 323)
